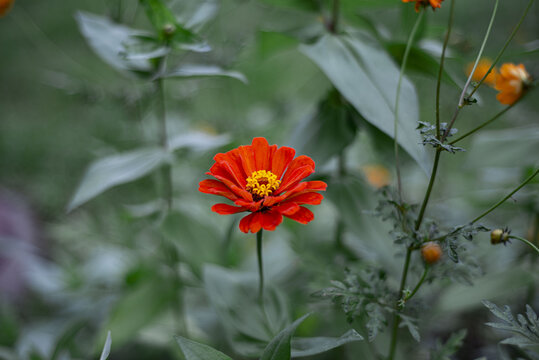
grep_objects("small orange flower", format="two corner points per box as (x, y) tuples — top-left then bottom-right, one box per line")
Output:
(495, 63), (531, 105)
(200, 137), (327, 233)
(0, 0), (14, 17)
(402, 0), (443, 12)
(466, 59), (497, 87)
(421, 242), (442, 264)
(362, 165), (390, 189)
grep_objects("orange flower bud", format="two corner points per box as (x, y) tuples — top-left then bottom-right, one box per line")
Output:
(421, 242), (442, 264)
(362, 165), (391, 189)
(0, 0), (14, 17)
(494, 63), (531, 105)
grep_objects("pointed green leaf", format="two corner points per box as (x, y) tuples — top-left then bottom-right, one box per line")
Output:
(291, 329), (363, 357)
(260, 314), (310, 360)
(162, 65), (247, 83)
(99, 331), (111, 360)
(175, 337), (233, 360)
(68, 148), (170, 211)
(300, 33), (430, 173)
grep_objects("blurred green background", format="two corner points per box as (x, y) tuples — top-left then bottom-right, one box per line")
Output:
(0, 0), (538, 359)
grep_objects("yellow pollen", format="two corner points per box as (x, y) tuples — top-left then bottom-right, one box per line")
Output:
(245, 170), (281, 198)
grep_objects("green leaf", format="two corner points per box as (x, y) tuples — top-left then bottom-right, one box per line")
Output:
(386, 43), (460, 89)
(300, 33), (430, 174)
(291, 89), (358, 165)
(168, 131), (231, 152)
(99, 274), (173, 349)
(175, 337), (233, 360)
(99, 331), (111, 360)
(260, 314), (311, 360)
(203, 264), (290, 357)
(68, 148), (170, 211)
(430, 329), (467, 360)
(162, 65), (247, 83)
(290, 329), (363, 357)
(256, 0), (320, 12)
(75, 11), (153, 73)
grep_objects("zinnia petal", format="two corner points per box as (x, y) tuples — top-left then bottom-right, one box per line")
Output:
(212, 203), (247, 215)
(271, 146), (296, 179)
(284, 206), (314, 224)
(260, 210), (283, 231)
(252, 137), (270, 170)
(273, 202), (300, 216)
(199, 179), (239, 201)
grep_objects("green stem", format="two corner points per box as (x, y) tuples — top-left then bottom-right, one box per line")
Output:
(257, 230), (265, 302)
(442, 0), (499, 142)
(471, 169), (539, 224)
(403, 266), (429, 304)
(435, 0), (455, 138)
(468, 0), (535, 99)
(448, 103), (516, 145)
(156, 78), (173, 211)
(388, 247), (413, 360)
(509, 235), (539, 256)
(394, 10), (425, 200)
(329, 0), (340, 33)
(415, 149), (442, 231)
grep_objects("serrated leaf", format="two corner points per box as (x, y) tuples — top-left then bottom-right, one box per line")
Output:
(260, 314), (311, 360)
(300, 33), (430, 174)
(75, 11), (154, 73)
(399, 315), (420, 342)
(290, 329), (363, 357)
(162, 65), (247, 83)
(99, 331), (111, 360)
(68, 147), (170, 211)
(431, 329), (467, 360)
(175, 337), (233, 360)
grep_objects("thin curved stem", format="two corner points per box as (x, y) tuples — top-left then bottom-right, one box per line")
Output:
(472, 169), (539, 224)
(257, 230), (265, 302)
(449, 103), (516, 145)
(394, 10), (425, 200)
(468, 0), (535, 99)
(415, 149), (442, 231)
(388, 247), (413, 360)
(404, 266), (429, 304)
(442, 0), (499, 141)
(435, 0), (455, 138)
(509, 235), (539, 256)
(156, 78), (173, 211)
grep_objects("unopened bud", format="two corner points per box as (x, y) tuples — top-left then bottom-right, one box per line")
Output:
(162, 23), (176, 36)
(490, 228), (510, 245)
(421, 242), (442, 265)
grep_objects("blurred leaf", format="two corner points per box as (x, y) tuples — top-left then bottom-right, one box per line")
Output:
(291, 89), (358, 165)
(256, 0), (320, 12)
(386, 43), (460, 89)
(399, 315), (420, 342)
(203, 264), (290, 357)
(68, 147), (170, 211)
(260, 314), (310, 360)
(290, 329), (363, 357)
(162, 211), (222, 275)
(430, 329), (467, 360)
(162, 65), (247, 83)
(175, 337), (233, 360)
(75, 11), (153, 73)
(168, 131), (231, 152)
(171, 0), (220, 31)
(300, 33), (430, 173)
(99, 274), (173, 349)
(99, 331), (111, 360)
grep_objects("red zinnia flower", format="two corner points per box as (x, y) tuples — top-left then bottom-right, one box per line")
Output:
(199, 137), (327, 233)
(402, 0), (443, 12)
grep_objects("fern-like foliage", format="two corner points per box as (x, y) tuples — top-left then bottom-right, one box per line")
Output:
(429, 329), (467, 360)
(483, 300), (539, 352)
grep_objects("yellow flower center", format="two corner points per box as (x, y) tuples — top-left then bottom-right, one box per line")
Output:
(246, 170), (281, 198)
